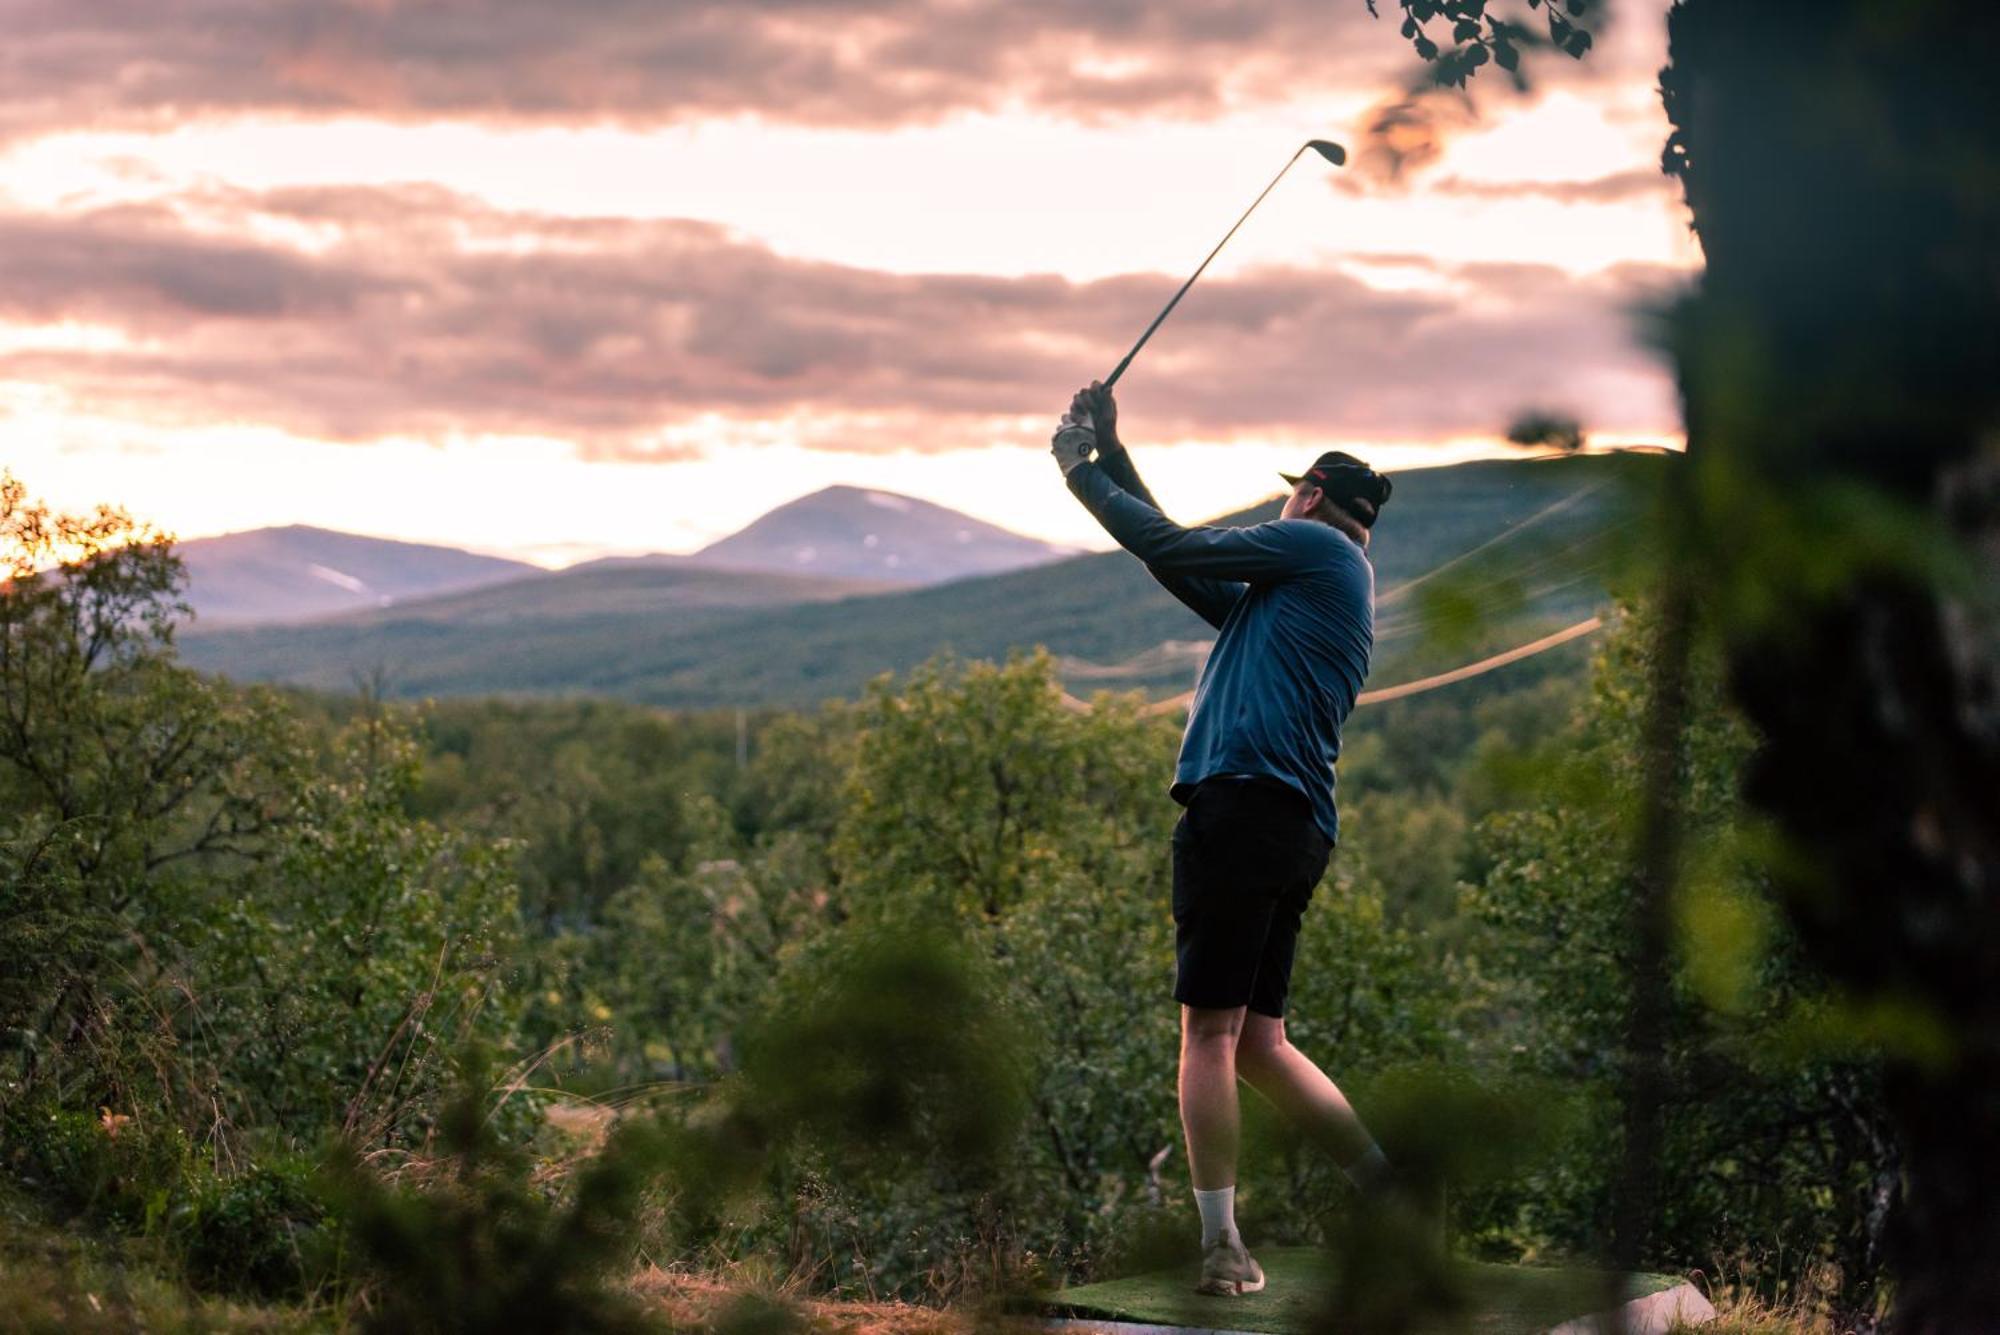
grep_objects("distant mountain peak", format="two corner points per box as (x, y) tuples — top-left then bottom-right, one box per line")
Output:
(178, 526), (536, 628)
(689, 485), (1066, 586)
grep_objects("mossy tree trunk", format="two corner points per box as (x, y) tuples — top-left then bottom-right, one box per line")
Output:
(1660, 3), (2000, 1328)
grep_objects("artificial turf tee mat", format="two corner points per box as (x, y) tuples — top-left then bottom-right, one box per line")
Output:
(1039, 1246), (1692, 1335)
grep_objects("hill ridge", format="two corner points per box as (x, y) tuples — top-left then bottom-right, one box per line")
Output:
(179, 453), (1656, 707)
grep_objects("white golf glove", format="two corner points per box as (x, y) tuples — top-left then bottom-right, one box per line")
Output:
(1051, 412), (1097, 477)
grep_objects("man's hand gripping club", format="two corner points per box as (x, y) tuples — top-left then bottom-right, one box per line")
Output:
(1051, 380), (1118, 477)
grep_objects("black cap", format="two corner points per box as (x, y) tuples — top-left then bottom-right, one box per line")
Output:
(1279, 451), (1393, 528)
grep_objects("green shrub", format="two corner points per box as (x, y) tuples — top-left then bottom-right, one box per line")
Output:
(174, 1156), (336, 1301)
(3, 1104), (189, 1234)
(330, 1053), (670, 1334)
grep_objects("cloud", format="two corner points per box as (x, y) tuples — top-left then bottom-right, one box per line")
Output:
(0, 184), (1684, 450)
(1428, 168), (1673, 202)
(0, 203), (402, 323)
(0, 0), (1412, 142)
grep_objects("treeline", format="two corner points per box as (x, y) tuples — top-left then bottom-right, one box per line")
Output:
(1, 477), (1887, 1326)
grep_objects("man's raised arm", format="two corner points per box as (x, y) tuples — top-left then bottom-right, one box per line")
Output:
(1060, 383), (1245, 631)
(1066, 465), (1333, 582)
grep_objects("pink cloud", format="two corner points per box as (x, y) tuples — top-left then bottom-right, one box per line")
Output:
(0, 185), (1683, 448)
(1, 0), (1410, 141)
(1428, 168), (1673, 203)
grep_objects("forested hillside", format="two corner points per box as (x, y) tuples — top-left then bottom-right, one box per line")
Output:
(181, 453), (1647, 706)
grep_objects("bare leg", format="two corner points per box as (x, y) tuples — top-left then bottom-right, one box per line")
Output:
(1234, 1011), (1376, 1166)
(1179, 1004), (1248, 1189)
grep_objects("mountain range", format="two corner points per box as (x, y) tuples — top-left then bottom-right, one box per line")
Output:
(178, 453), (1654, 708)
(179, 485), (1073, 628)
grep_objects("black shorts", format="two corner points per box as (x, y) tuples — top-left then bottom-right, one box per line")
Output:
(1170, 775), (1333, 1018)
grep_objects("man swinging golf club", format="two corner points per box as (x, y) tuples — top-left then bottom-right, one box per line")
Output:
(1052, 380), (1400, 1296)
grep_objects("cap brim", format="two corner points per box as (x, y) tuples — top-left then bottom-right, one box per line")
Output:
(1278, 472), (1302, 487)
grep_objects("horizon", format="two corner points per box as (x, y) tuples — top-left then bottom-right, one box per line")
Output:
(1, 1), (1691, 565)
(165, 443), (1658, 570)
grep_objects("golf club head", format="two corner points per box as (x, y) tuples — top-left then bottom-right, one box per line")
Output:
(1308, 139), (1348, 166)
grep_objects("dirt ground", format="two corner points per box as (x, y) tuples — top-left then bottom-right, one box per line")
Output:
(632, 1266), (1056, 1335)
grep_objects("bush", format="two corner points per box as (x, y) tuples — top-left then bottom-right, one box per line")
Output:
(174, 1156), (336, 1301)
(3, 1104), (189, 1234)
(330, 1053), (670, 1334)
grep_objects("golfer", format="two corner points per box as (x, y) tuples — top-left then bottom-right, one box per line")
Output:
(1052, 381), (1398, 1296)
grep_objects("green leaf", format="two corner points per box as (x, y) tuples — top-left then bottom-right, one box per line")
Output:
(1414, 33), (1440, 59)
(1494, 40), (1519, 71)
(1565, 29), (1593, 57)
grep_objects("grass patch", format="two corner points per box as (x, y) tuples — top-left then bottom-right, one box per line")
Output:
(0, 1182), (322, 1333)
(1042, 1246), (1689, 1335)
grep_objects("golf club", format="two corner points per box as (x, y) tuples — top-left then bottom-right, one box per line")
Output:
(1105, 138), (1346, 390)
(1064, 137), (1344, 459)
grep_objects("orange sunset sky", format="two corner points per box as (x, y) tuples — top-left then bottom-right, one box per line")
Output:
(1, 0), (1695, 566)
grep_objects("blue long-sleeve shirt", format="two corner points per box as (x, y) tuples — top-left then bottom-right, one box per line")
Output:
(1067, 454), (1374, 846)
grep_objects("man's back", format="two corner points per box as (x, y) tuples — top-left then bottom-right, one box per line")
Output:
(1171, 518), (1374, 847)
(1062, 463), (1375, 846)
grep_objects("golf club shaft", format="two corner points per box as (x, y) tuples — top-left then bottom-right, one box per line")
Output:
(1102, 141), (1313, 390)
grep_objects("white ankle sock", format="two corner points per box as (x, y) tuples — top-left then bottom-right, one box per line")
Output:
(1194, 1185), (1239, 1248)
(1344, 1143), (1392, 1193)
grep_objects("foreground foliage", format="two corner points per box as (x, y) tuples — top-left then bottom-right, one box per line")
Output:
(0, 477), (1888, 1326)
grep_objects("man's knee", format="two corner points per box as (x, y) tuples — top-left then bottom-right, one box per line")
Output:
(1234, 1016), (1289, 1074)
(1181, 1004), (1246, 1046)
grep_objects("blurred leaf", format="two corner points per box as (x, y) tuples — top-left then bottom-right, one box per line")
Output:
(1674, 865), (1773, 1017)
(1506, 411), (1587, 453)
(739, 918), (1031, 1174)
